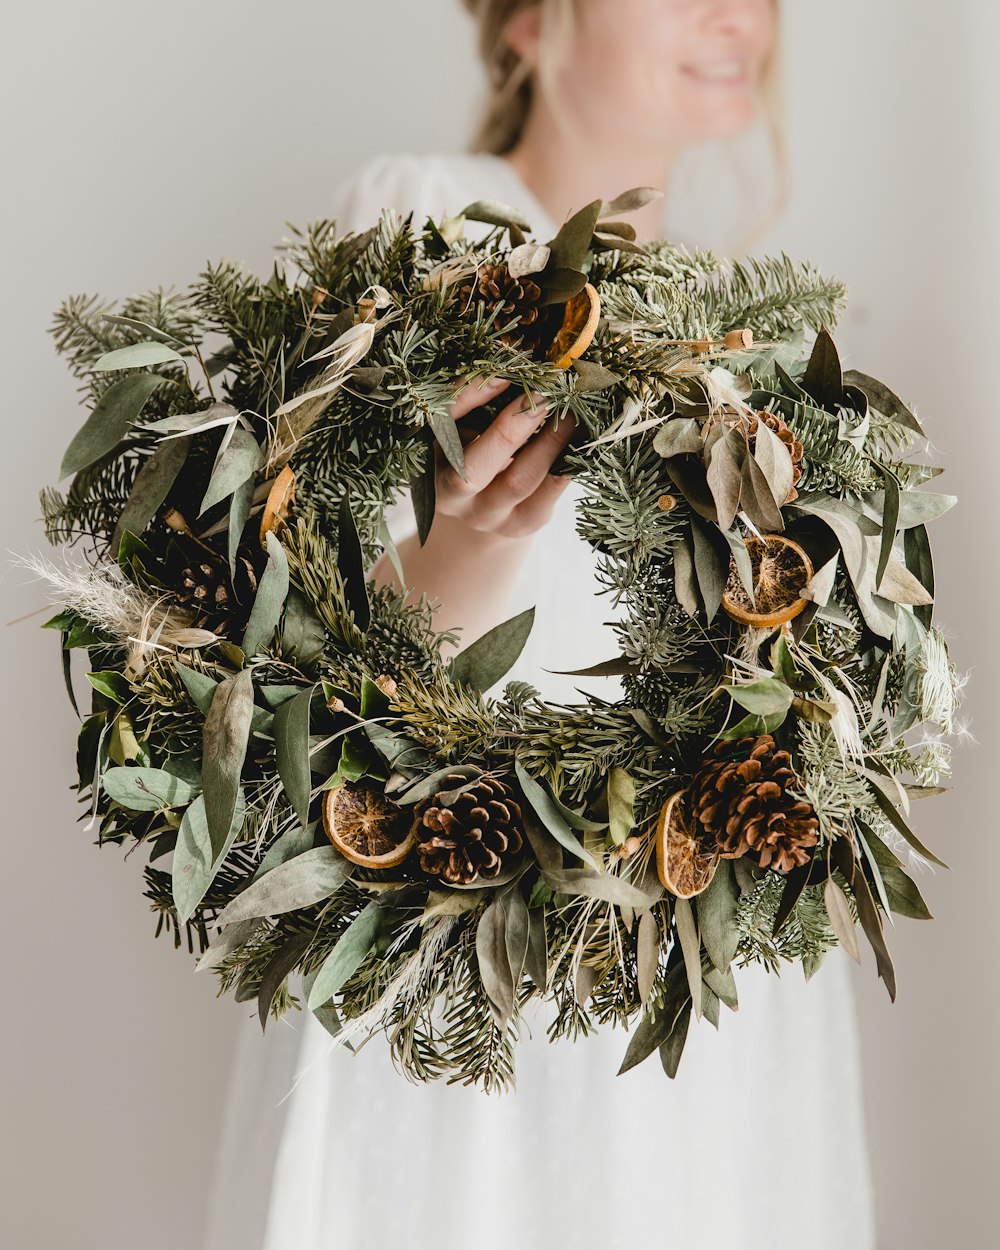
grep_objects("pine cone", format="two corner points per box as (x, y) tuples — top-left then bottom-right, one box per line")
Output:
(173, 546), (261, 639)
(454, 261), (547, 350)
(411, 770), (524, 886)
(690, 735), (819, 873)
(749, 411), (804, 502)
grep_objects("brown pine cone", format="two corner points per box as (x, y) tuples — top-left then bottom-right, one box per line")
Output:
(454, 261), (546, 350)
(749, 411), (804, 502)
(691, 735), (819, 873)
(411, 770), (524, 886)
(173, 546), (261, 639)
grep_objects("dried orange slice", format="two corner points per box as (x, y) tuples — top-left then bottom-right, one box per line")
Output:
(259, 465), (296, 544)
(721, 534), (814, 629)
(655, 789), (720, 898)
(548, 282), (601, 370)
(322, 782), (416, 870)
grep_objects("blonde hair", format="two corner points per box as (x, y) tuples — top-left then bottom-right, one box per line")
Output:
(461, 0), (787, 254)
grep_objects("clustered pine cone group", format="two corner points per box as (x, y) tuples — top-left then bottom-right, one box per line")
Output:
(411, 771), (525, 886)
(454, 261), (547, 352)
(748, 411), (804, 502)
(691, 735), (819, 873)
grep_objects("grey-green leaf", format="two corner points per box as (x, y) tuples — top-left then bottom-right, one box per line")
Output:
(652, 417), (702, 459)
(241, 531), (289, 656)
(111, 437), (189, 555)
(307, 902), (381, 1010)
(515, 760), (602, 872)
(92, 341), (184, 372)
(213, 845), (352, 925)
(102, 765), (198, 811)
(274, 686), (314, 825)
(697, 861), (740, 973)
(60, 372), (163, 479)
(450, 607), (535, 692)
(477, 899), (515, 1027)
(173, 789), (247, 924)
(200, 426), (262, 514)
(203, 668), (255, 858)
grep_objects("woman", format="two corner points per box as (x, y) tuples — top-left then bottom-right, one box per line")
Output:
(205, 3), (876, 1247)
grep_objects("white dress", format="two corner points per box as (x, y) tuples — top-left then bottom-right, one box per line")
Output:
(203, 152), (876, 1250)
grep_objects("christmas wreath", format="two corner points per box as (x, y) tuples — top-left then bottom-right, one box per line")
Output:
(33, 189), (961, 1088)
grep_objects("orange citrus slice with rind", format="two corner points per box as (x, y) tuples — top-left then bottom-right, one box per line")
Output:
(322, 782), (416, 870)
(655, 789), (720, 898)
(259, 465), (296, 545)
(548, 282), (601, 370)
(721, 534), (814, 629)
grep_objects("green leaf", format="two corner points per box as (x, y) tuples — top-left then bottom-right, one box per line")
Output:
(843, 369), (925, 437)
(476, 898), (515, 1028)
(337, 494), (371, 632)
(659, 999), (693, 1078)
(410, 447), (436, 546)
(858, 822), (933, 919)
(524, 905), (548, 991)
(801, 328), (843, 412)
(501, 888), (530, 985)
(606, 767), (636, 846)
(697, 861), (739, 973)
(307, 902), (382, 1010)
(876, 473), (900, 593)
(174, 662), (218, 713)
(671, 534), (699, 617)
(689, 516), (727, 624)
(770, 634), (797, 685)
(60, 372), (163, 479)
(719, 709), (788, 740)
(92, 340), (184, 372)
(203, 668), (254, 859)
(823, 877), (861, 963)
(111, 437), (189, 555)
(460, 199), (533, 231)
(102, 766), (198, 811)
(200, 426), (261, 514)
(450, 607), (534, 692)
(545, 198), (602, 273)
(868, 779), (948, 868)
(279, 588), (326, 667)
(721, 677), (794, 718)
(253, 820), (318, 880)
(173, 789), (247, 924)
(274, 686), (315, 825)
(705, 428), (744, 531)
(618, 961), (689, 1075)
(674, 896), (703, 1019)
(515, 760), (602, 872)
(752, 414), (795, 508)
(904, 523), (934, 629)
(213, 845), (352, 925)
(258, 931), (314, 1032)
(427, 407), (465, 479)
(739, 448), (784, 533)
(652, 417), (702, 459)
(86, 670), (131, 705)
(541, 867), (657, 910)
(242, 530), (289, 656)
(227, 474), (254, 577)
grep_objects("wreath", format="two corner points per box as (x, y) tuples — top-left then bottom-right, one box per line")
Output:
(33, 189), (961, 1089)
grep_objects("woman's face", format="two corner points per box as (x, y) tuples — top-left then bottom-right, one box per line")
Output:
(537, 0), (776, 151)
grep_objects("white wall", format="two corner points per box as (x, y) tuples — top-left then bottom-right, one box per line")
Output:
(1, 2), (995, 1246)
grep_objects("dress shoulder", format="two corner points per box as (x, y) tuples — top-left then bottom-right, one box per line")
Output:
(330, 151), (511, 236)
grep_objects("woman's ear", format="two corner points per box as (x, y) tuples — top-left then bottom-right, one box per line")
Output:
(502, 3), (543, 70)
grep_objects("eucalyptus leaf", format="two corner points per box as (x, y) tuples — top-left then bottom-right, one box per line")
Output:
(213, 845), (352, 925)
(93, 340), (184, 372)
(502, 888), (530, 985)
(722, 677), (794, 717)
(606, 767), (636, 846)
(689, 516), (727, 624)
(308, 902), (382, 1009)
(476, 899), (515, 1027)
(194, 917), (262, 973)
(460, 199), (533, 231)
(652, 417), (702, 459)
(823, 877), (861, 963)
(111, 437), (188, 554)
(705, 429), (744, 531)
(508, 242), (551, 277)
(752, 415), (795, 508)
(102, 766), (198, 811)
(672, 535), (699, 617)
(674, 896), (703, 1019)
(739, 449), (784, 533)
(428, 406), (466, 479)
(801, 328), (843, 411)
(525, 906), (548, 991)
(410, 446), (437, 546)
(843, 369), (926, 437)
(903, 524), (934, 629)
(227, 474), (254, 577)
(279, 588), (326, 667)
(697, 861), (739, 973)
(60, 372), (163, 479)
(274, 685), (315, 825)
(546, 198), (602, 272)
(203, 668), (254, 858)
(258, 930), (314, 1031)
(636, 909), (659, 1006)
(242, 530), (289, 656)
(599, 187), (663, 216)
(618, 960), (689, 1075)
(515, 760), (602, 871)
(337, 494), (371, 632)
(200, 425), (262, 514)
(450, 607), (534, 692)
(173, 789), (247, 924)
(541, 867), (657, 910)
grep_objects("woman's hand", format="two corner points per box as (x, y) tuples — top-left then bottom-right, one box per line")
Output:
(372, 376), (576, 643)
(438, 377), (576, 538)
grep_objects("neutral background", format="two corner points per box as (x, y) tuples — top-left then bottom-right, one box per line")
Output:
(2, 2), (996, 1246)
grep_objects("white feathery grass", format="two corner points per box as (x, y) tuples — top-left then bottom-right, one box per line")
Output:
(14, 551), (215, 678)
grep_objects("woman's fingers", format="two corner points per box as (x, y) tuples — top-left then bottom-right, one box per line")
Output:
(479, 412), (578, 508)
(443, 391), (549, 494)
(449, 376), (511, 421)
(506, 472), (573, 537)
